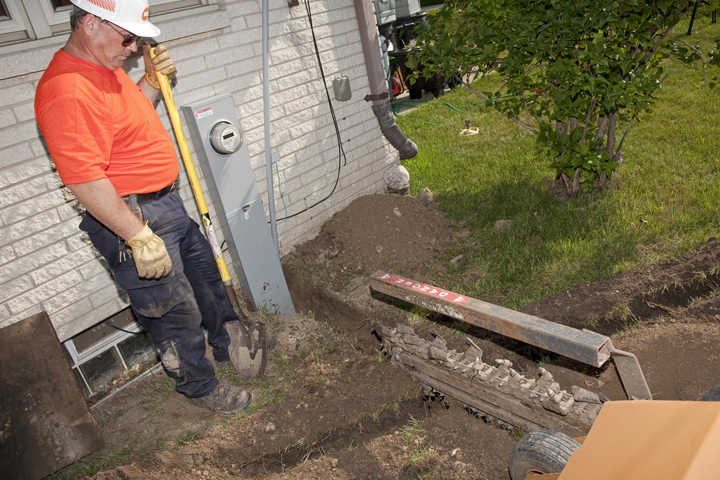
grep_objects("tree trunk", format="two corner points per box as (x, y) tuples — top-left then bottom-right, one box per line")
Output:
(568, 117), (579, 133)
(555, 114), (619, 196)
(561, 173), (572, 193)
(594, 115), (608, 142)
(556, 119), (582, 196)
(555, 120), (568, 193)
(556, 120), (567, 135)
(604, 113), (617, 157)
(572, 167), (581, 194)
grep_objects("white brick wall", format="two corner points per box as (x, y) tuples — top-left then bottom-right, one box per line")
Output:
(0, 0), (399, 341)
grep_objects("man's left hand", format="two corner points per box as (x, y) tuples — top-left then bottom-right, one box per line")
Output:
(127, 222), (173, 279)
(143, 44), (176, 90)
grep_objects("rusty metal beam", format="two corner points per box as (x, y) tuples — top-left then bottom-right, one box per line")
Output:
(369, 271), (651, 400)
(370, 272), (609, 366)
(600, 342), (651, 400)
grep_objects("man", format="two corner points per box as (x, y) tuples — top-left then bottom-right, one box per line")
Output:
(35, 0), (269, 414)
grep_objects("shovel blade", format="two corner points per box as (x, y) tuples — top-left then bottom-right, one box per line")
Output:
(226, 320), (267, 379)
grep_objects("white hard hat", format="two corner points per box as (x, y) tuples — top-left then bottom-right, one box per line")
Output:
(71, 0), (161, 38)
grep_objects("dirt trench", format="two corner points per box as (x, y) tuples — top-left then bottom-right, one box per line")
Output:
(84, 193), (720, 480)
(87, 305), (518, 480)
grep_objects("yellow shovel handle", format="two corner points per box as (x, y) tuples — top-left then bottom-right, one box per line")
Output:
(151, 48), (232, 284)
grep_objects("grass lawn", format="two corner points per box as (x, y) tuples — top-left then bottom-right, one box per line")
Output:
(395, 8), (720, 309)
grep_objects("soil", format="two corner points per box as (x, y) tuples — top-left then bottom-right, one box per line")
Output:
(70, 193), (720, 480)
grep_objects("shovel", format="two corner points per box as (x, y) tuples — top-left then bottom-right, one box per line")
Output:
(151, 46), (267, 378)
(225, 320), (267, 379)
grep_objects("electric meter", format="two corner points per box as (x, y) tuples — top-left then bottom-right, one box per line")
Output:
(209, 121), (243, 154)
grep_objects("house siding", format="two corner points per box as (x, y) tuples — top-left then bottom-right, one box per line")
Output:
(0, 0), (397, 340)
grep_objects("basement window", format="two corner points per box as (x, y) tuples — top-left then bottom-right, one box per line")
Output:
(63, 307), (159, 399)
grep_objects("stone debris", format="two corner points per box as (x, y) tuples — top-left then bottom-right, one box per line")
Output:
(450, 254), (468, 267)
(377, 324), (602, 431)
(572, 386), (603, 404)
(418, 187), (434, 204)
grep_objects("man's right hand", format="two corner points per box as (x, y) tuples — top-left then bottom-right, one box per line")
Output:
(142, 43), (176, 90)
(127, 222), (173, 279)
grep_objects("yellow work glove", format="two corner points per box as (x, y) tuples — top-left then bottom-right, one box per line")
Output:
(142, 43), (176, 90)
(126, 222), (173, 279)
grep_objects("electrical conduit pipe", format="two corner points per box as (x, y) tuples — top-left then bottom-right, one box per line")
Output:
(262, 0), (279, 255)
(353, 0), (418, 160)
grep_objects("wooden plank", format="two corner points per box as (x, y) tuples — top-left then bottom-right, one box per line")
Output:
(0, 312), (104, 480)
(399, 353), (588, 437)
(370, 271), (611, 367)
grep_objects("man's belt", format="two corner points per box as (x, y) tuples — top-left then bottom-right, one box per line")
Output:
(123, 180), (178, 214)
(126, 181), (178, 203)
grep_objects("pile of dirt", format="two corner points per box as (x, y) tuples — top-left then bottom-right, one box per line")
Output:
(291, 194), (451, 283)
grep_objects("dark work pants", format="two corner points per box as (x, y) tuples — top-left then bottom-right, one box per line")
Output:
(79, 190), (237, 397)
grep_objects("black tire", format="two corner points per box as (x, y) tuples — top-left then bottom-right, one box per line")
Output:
(508, 429), (581, 480)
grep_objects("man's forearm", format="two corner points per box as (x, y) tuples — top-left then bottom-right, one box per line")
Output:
(67, 178), (144, 240)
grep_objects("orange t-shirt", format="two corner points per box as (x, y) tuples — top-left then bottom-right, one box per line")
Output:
(34, 49), (179, 197)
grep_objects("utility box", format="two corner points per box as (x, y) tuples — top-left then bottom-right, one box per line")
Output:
(395, 0), (421, 19)
(373, 0), (396, 25)
(180, 94), (295, 316)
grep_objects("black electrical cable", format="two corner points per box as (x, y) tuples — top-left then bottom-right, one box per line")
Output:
(273, 0), (348, 222)
(109, 324), (148, 335)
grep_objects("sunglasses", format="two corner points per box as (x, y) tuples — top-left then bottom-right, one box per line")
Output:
(99, 18), (144, 47)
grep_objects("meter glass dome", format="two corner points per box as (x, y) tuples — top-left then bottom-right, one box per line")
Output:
(209, 122), (243, 154)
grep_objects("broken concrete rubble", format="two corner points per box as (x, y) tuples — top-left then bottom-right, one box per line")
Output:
(376, 324), (602, 437)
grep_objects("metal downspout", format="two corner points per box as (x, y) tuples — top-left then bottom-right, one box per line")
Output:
(263, 0), (279, 255)
(353, 0), (418, 160)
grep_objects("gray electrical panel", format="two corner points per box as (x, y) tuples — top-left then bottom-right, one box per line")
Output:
(180, 94), (295, 316)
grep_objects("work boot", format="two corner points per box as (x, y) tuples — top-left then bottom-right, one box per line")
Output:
(186, 382), (252, 414)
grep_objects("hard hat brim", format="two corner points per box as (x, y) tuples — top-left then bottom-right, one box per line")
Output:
(122, 21), (161, 38)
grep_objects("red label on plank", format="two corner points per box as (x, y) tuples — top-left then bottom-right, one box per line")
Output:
(378, 273), (471, 305)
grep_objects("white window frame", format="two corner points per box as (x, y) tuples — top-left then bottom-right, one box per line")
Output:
(0, 0), (29, 34)
(0, 0), (230, 79)
(0, 0), (216, 54)
(36, 0), (73, 29)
